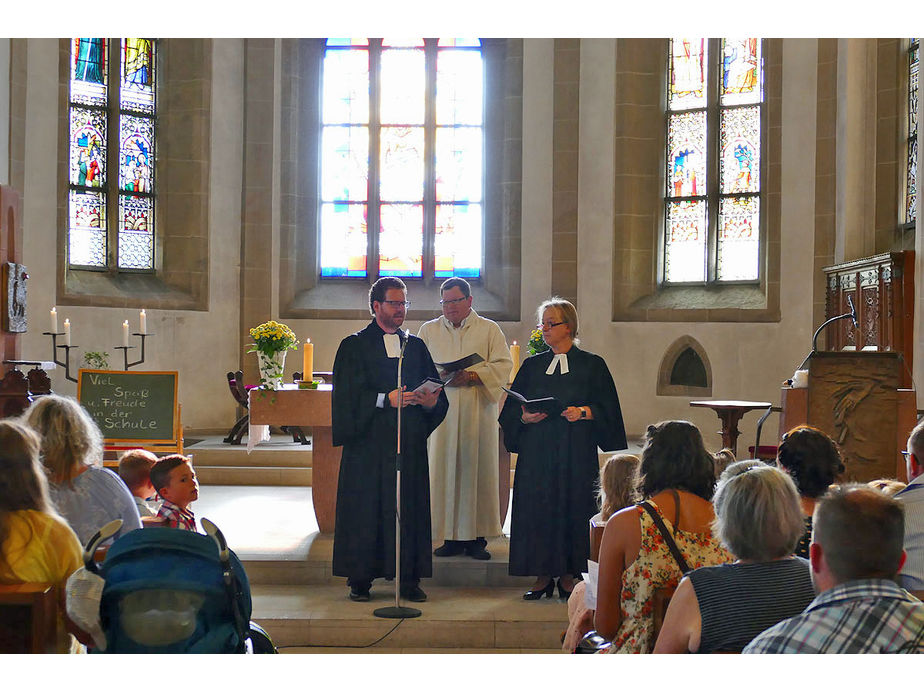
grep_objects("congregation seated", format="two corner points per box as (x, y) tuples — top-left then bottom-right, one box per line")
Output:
(22, 395), (142, 546)
(744, 484), (924, 653)
(895, 418), (924, 599)
(0, 420), (84, 653)
(868, 478), (907, 497)
(561, 453), (640, 652)
(776, 425), (844, 559)
(592, 421), (733, 653)
(653, 461), (815, 653)
(711, 447), (736, 478)
(117, 448), (164, 525)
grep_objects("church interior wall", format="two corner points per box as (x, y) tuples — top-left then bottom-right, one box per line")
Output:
(5, 37), (921, 448)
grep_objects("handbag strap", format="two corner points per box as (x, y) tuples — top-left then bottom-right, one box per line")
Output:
(639, 500), (691, 575)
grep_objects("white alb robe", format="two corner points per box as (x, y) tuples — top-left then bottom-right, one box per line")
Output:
(418, 310), (513, 542)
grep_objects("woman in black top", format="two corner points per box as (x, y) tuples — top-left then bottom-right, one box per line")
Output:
(499, 298), (626, 600)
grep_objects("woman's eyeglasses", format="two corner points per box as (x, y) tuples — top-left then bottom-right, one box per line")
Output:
(537, 321), (566, 330)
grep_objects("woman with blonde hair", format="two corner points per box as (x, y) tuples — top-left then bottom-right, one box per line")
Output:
(500, 298), (627, 600)
(23, 395), (141, 545)
(0, 420), (84, 652)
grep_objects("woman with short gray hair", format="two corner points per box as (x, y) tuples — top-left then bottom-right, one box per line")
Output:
(654, 461), (816, 653)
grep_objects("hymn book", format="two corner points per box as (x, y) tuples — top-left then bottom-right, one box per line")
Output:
(501, 387), (565, 416)
(435, 353), (484, 375)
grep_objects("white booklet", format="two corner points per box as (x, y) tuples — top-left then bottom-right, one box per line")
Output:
(582, 560), (599, 610)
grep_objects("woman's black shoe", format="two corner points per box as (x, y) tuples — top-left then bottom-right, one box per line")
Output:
(557, 578), (573, 600)
(523, 579), (554, 600)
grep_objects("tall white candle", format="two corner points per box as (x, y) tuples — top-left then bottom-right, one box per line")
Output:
(122, 320), (130, 347)
(509, 341), (520, 382)
(50, 307), (58, 333)
(139, 309), (147, 334)
(63, 319), (71, 346)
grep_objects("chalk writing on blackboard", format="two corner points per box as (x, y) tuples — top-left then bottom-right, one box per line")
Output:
(78, 370), (178, 443)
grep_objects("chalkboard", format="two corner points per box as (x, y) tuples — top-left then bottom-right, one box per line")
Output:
(77, 370), (178, 444)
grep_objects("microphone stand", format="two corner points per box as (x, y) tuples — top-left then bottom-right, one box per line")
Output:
(374, 330), (422, 619)
(795, 295), (859, 372)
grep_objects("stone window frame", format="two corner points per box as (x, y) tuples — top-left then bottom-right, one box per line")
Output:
(276, 38), (522, 322)
(657, 334), (713, 397)
(612, 38), (781, 323)
(55, 38), (212, 311)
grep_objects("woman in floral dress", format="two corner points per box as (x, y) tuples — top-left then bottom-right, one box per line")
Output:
(594, 420), (733, 653)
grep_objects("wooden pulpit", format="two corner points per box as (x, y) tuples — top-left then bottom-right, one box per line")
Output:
(780, 351), (916, 483)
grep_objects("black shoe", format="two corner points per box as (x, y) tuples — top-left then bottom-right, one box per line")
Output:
(349, 588), (370, 602)
(433, 541), (465, 557)
(523, 579), (554, 600)
(465, 539), (491, 560)
(400, 585), (428, 602)
(556, 578), (573, 600)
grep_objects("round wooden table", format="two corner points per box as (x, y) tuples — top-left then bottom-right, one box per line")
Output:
(689, 400), (772, 458)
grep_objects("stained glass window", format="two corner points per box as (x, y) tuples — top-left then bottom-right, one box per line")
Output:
(907, 38), (919, 225)
(68, 38), (157, 271)
(664, 38), (764, 284)
(319, 38), (484, 279)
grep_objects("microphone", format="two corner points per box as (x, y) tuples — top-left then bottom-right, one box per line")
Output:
(397, 329), (408, 353)
(846, 295), (859, 329)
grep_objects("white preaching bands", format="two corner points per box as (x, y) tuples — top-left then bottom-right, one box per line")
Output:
(545, 352), (569, 376)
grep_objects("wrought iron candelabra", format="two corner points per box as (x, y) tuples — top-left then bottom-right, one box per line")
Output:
(45, 331), (152, 383)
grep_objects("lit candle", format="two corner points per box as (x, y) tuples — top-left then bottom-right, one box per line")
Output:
(509, 340), (520, 382)
(122, 320), (130, 347)
(50, 307), (58, 333)
(63, 319), (71, 346)
(139, 309), (147, 334)
(303, 338), (314, 381)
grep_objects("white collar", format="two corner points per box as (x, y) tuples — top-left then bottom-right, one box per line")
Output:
(383, 332), (402, 358)
(545, 352), (569, 375)
(442, 308), (477, 330)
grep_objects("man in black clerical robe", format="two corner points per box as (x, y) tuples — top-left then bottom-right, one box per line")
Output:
(331, 277), (449, 602)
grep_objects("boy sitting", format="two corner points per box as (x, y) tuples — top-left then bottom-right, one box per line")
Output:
(150, 455), (200, 532)
(117, 448), (161, 518)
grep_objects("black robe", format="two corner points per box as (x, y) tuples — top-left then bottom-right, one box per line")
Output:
(331, 320), (449, 582)
(499, 345), (627, 577)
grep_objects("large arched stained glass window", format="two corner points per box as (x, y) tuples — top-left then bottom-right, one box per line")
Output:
(664, 38), (763, 284)
(320, 38), (484, 279)
(68, 38), (156, 271)
(907, 38), (919, 225)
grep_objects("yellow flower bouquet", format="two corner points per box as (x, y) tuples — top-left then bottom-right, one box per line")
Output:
(247, 320), (299, 356)
(248, 320), (299, 390)
(527, 326), (549, 356)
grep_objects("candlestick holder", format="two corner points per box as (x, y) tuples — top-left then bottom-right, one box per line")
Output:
(43, 332), (78, 383)
(116, 332), (151, 370)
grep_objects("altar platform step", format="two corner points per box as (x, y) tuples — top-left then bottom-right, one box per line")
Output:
(185, 434), (312, 486)
(252, 583), (567, 652)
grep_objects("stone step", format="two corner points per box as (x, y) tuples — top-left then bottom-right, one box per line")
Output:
(240, 534), (528, 588)
(251, 584), (568, 651)
(196, 465), (311, 486)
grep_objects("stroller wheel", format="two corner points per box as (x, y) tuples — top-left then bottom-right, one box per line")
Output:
(246, 621), (277, 654)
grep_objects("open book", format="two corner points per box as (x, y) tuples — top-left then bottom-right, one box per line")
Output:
(435, 353), (484, 375)
(412, 377), (446, 396)
(501, 387), (565, 416)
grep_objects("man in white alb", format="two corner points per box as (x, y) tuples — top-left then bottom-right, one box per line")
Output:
(418, 277), (513, 560)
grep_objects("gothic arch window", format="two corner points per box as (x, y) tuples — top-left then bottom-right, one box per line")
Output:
(905, 37), (918, 226)
(318, 38), (484, 281)
(657, 335), (713, 397)
(663, 38), (764, 284)
(67, 38), (156, 271)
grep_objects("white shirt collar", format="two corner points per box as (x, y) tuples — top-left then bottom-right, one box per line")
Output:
(383, 333), (402, 358)
(545, 352), (569, 375)
(441, 308), (477, 330)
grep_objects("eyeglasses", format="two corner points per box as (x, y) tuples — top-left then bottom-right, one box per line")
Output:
(537, 321), (566, 330)
(440, 296), (469, 305)
(902, 450), (912, 464)
(382, 300), (410, 308)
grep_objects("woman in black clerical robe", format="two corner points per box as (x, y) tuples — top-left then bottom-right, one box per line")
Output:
(499, 298), (626, 601)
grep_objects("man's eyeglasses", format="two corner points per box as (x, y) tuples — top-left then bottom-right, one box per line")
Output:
(902, 450), (913, 464)
(382, 300), (410, 308)
(537, 321), (566, 330)
(440, 296), (469, 305)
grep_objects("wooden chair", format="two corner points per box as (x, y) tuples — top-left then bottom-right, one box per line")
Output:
(223, 370), (251, 445)
(0, 583), (59, 653)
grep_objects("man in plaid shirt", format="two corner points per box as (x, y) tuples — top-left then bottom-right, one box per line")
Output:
(744, 485), (924, 653)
